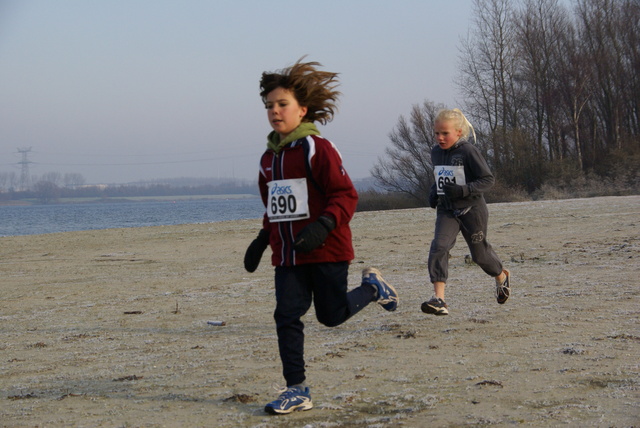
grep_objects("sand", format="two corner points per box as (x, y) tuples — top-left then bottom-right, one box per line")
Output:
(1, 195), (639, 427)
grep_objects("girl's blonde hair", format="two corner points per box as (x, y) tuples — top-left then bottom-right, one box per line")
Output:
(435, 108), (477, 144)
(259, 58), (341, 125)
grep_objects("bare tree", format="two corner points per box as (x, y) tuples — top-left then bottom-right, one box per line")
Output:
(64, 173), (86, 188)
(34, 180), (60, 204)
(576, 0), (626, 151)
(515, 0), (570, 160)
(552, 14), (593, 171)
(371, 100), (444, 203)
(40, 171), (63, 187)
(7, 172), (18, 190)
(619, 0), (640, 137)
(569, 0), (640, 177)
(0, 172), (8, 192)
(459, 0), (521, 170)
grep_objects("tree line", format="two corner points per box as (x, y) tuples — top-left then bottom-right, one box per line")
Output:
(0, 171), (258, 204)
(373, 0), (640, 203)
(0, 171), (86, 192)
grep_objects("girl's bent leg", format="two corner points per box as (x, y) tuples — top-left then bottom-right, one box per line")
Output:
(459, 203), (503, 277)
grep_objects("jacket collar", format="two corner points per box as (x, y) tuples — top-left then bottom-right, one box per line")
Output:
(267, 122), (320, 153)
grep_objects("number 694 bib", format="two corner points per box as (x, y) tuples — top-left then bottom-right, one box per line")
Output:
(434, 165), (466, 195)
(267, 178), (310, 222)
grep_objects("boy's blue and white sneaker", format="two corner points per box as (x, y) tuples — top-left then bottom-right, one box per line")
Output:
(362, 267), (398, 312)
(264, 385), (313, 415)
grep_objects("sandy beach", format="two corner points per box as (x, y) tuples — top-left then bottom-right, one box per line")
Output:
(1, 195), (639, 427)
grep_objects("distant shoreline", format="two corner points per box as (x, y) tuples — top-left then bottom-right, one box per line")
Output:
(0, 194), (260, 206)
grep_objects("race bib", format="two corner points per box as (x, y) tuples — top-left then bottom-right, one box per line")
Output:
(434, 165), (466, 195)
(266, 178), (310, 222)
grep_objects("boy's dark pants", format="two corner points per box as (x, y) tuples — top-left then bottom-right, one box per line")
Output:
(428, 202), (503, 284)
(274, 262), (375, 386)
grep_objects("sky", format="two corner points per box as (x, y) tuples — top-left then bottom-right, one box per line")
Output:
(0, 0), (473, 185)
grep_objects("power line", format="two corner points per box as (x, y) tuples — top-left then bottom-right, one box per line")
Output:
(29, 153), (256, 167)
(29, 144), (259, 158)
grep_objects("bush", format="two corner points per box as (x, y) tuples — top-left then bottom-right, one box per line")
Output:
(485, 180), (530, 203)
(356, 190), (425, 212)
(531, 171), (640, 200)
(360, 168), (638, 212)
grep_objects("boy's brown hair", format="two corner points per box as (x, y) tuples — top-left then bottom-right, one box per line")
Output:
(260, 58), (341, 125)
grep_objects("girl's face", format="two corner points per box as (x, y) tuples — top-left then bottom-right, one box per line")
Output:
(265, 87), (308, 139)
(434, 119), (463, 150)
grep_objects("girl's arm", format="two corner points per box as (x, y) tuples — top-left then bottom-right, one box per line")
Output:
(465, 145), (495, 195)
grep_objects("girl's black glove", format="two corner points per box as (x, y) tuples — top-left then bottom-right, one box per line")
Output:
(293, 215), (335, 253)
(429, 186), (439, 209)
(244, 229), (270, 272)
(443, 183), (467, 200)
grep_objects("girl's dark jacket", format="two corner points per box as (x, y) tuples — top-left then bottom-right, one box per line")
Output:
(430, 139), (495, 211)
(258, 134), (358, 267)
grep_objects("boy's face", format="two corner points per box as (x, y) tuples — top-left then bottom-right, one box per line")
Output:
(434, 119), (462, 150)
(265, 87), (308, 139)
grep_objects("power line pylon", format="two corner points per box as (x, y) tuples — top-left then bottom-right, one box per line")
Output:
(17, 147), (32, 191)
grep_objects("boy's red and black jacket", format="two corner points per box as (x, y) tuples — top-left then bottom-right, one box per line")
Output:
(258, 134), (358, 266)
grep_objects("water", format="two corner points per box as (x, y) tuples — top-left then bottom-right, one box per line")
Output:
(0, 198), (265, 237)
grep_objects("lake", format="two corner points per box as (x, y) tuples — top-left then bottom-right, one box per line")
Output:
(0, 198), (265, 237)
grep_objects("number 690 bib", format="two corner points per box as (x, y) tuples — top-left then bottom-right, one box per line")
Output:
(267, 178), (310, 222)
(434, 165), (466, 195)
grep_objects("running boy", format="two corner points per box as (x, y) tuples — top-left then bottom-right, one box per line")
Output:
(243, 58), (399, 415)
(422, 108), (510, 316)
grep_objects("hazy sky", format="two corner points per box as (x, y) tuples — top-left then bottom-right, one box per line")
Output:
(0, 0), (473, 185)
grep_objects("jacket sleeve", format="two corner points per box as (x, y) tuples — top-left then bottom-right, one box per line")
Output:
(310, 140), (358, 227)
(258, 153), (272, 232)
(465, 145), (495, 195)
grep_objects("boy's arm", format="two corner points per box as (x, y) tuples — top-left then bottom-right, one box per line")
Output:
(312, 140), (358, 227)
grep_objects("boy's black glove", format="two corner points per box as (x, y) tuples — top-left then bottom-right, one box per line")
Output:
(244, 229), (270, 272)
(443, 183), (467, 200)
(429, 186), (439, 209)
(294, 215), (336, 253)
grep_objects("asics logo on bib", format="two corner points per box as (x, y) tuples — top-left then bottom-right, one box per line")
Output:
(270, 183), (293, 195)
(438, 169), (455, 177)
